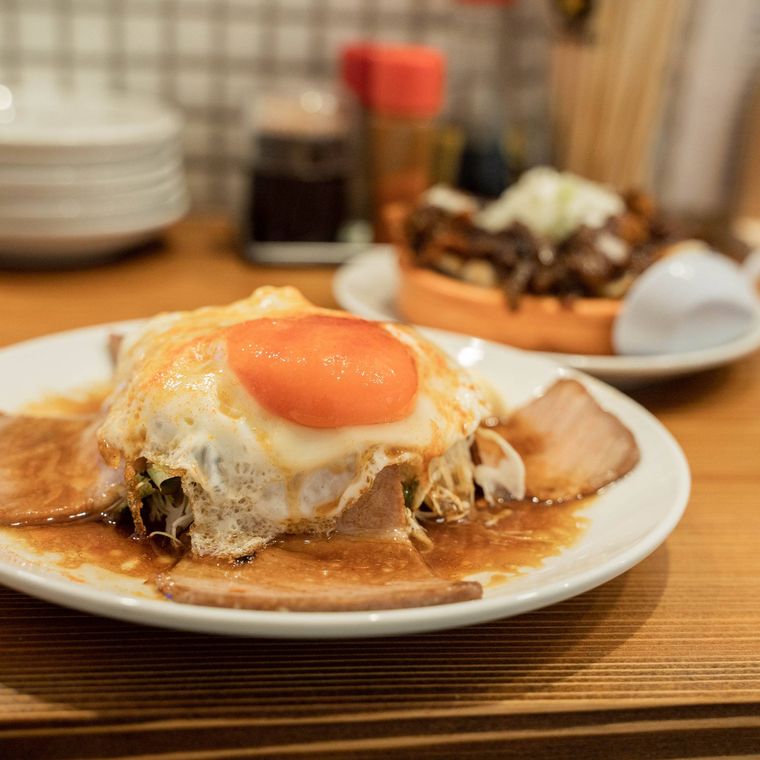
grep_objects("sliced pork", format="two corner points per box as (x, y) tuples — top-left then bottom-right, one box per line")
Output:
(156, 538), (481, 612)
(491, 379), (640, 502)
(157, 466), (480, 611)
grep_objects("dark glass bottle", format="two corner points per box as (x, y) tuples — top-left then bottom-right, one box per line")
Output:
(243, 85), (362, 263)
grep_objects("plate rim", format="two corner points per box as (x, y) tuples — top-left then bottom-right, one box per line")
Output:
(333, 248), (760, 382)
(0, 320), (691, 639)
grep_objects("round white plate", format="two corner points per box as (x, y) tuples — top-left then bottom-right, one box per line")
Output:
(0, 320), (689, 638)
(334, 249), (760, 387)
(0, 190), (188, 250)
(0, 159), (184, 197)
(0, 199), (188, 262)
(0, 86), (182, 162)
(0, 146), (182, 184)
(0, 176), (187, 219)
(0, 229), (157, 262)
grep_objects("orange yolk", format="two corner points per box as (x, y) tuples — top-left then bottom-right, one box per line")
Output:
(225, 315), (418, 428)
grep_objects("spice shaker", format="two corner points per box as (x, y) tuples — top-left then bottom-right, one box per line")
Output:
(342, 44), (445, 241)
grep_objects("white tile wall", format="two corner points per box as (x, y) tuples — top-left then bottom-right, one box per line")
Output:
(123, 67), (163, 96)
(72, 14), (111, 56)
(5, 0), (752, 218)
(123, 16), (164, 56)
(176, 17), (213, 57)
(18, 9), (57, 54)
(227, 22), (263, 60)
(0, 0), (548, 212)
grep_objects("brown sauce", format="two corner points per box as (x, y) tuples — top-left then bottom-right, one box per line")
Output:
(0, 414), (123, 526)
(423, 500), (585, 581)
(2, 383), (591, 608)
(7, 520), (175, 579)
(5, 498), (585, 598)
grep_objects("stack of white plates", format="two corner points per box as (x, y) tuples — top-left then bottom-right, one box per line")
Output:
(0, 85), (189, 263)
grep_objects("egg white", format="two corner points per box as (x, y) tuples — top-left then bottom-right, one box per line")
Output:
(99, 287), (490, 557)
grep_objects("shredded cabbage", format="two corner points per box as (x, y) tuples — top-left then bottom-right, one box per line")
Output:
(134, 470), (194, 539)
(419, 439), (475, 523)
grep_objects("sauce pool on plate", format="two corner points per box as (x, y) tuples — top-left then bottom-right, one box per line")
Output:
(2, 498), (586, 598)
(0, 380), (604, 609)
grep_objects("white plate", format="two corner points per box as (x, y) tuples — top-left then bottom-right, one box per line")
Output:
(0, 177), (188, 221)
(0, 87), (182, 162)
(0, 320), (689, 638)
(333, 249), (760, 387)
(0, 229), (158, 262)
(0, 146), (182, 183)
(0, 197), (188, 262)
(0, 159), (184, 197)
(0, 190), (188, 241)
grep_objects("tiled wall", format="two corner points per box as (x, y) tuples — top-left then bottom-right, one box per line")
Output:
(4, 0), (758, 219)
(0, 0), (550, 213)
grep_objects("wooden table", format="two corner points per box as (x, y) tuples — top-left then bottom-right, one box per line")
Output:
(1, 217), (759, 758)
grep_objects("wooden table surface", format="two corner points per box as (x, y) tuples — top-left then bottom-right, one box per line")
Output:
(1, 217), (759, 759)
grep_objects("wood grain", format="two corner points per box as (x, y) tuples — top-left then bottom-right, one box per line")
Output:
(1, 217), (759, 758)
(0, 216), (339, 350)
(549, 0), (687, 190)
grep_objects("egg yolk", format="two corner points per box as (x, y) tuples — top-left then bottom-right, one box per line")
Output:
(226, 315), (418, 428)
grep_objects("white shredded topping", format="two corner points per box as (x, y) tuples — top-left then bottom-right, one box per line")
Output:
(475, 166), (624, 241)
(421, 439), (476, 522)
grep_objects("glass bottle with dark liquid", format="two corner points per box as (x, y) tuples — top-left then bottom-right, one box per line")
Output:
(250, 131), (347, 243)
(243, 85), (364, 264)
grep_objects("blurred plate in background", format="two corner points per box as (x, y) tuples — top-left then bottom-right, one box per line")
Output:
(0, 85), (188, 264)
(334, 248), (760, 387)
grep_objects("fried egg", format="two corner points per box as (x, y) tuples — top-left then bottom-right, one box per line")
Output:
(98, 287), (489, 558)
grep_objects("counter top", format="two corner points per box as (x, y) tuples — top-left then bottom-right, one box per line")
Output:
(1, 217), (759, 758)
